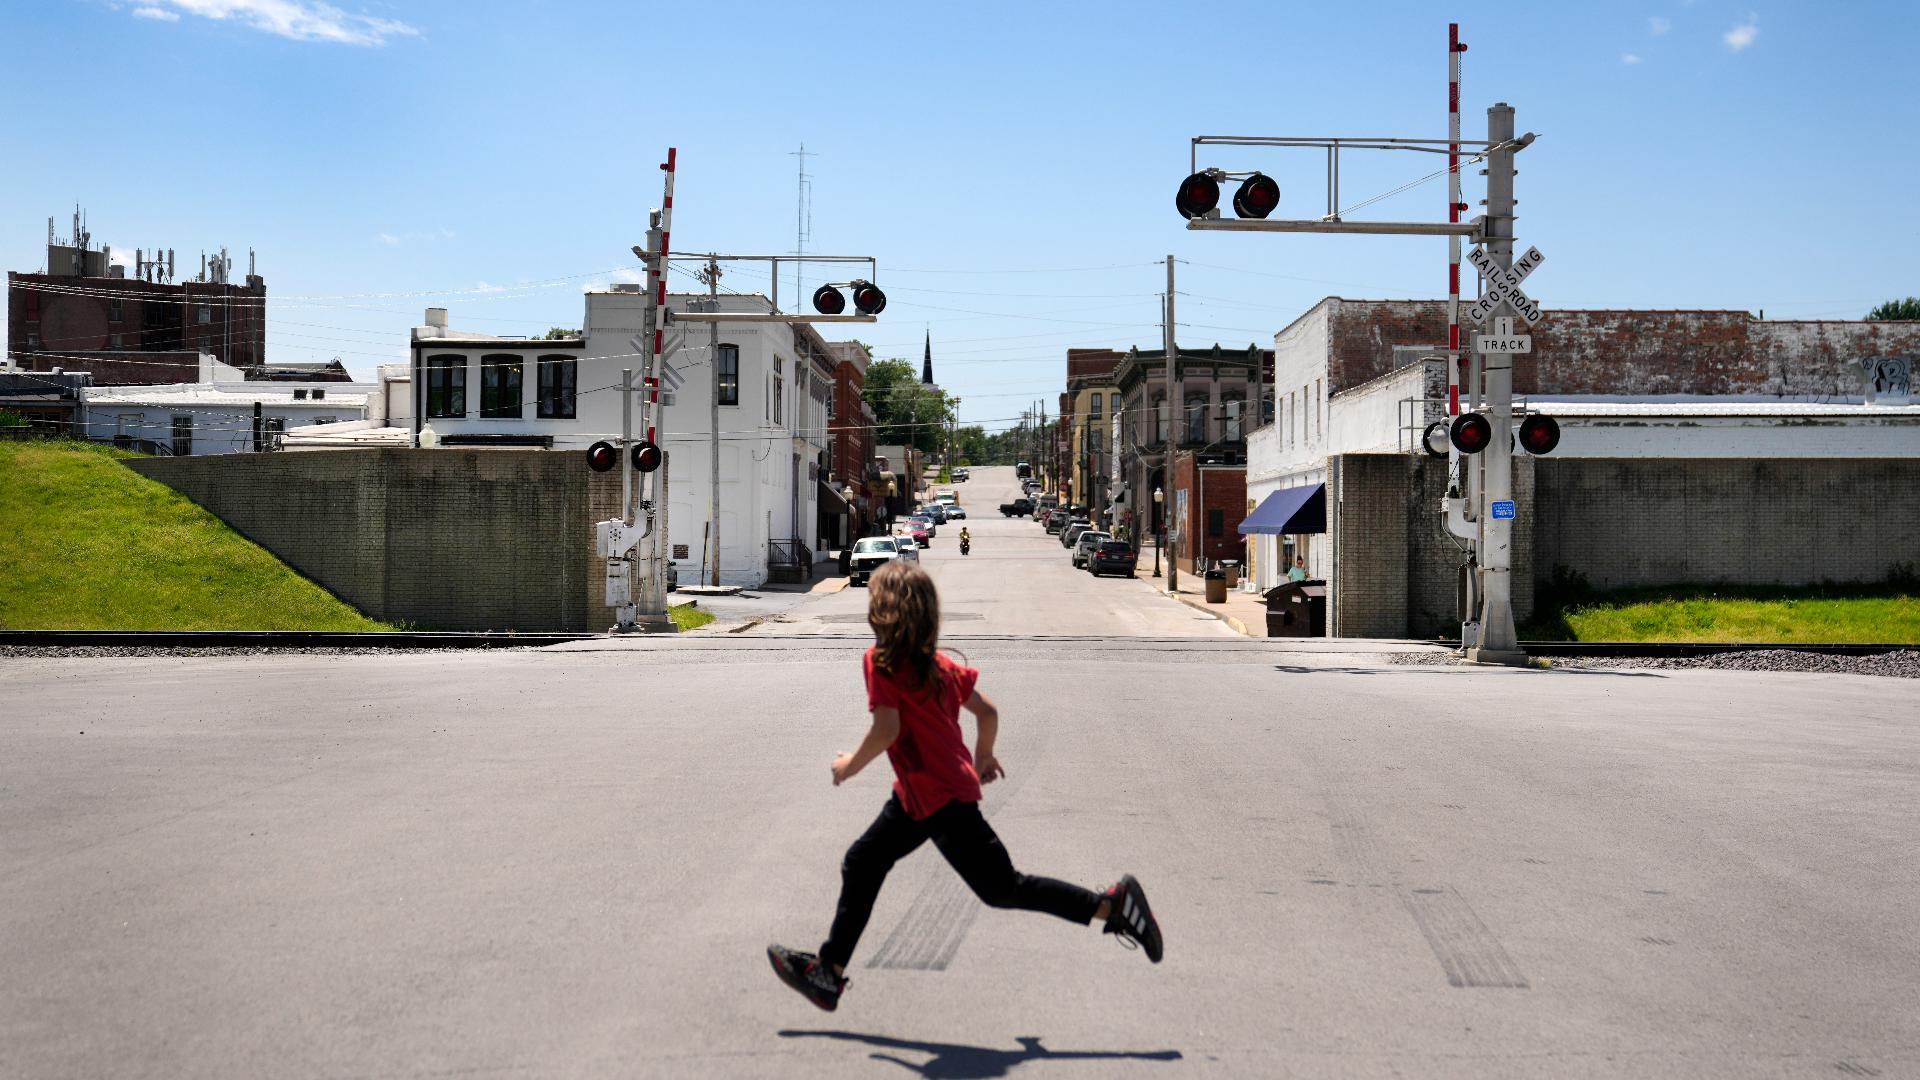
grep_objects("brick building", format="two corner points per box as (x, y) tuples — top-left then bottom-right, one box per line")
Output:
(826, 340), (879, 539)
(1063, 348), (1121, 522)
(1243, 296), (1920, 637)
(1168, 450), (1248, 573)
(9, 232), (268, 385)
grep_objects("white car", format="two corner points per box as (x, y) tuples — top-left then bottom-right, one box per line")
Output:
(849, 537), (912, 586)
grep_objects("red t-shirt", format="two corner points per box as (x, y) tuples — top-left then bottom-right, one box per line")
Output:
(863, 647), (983, 819)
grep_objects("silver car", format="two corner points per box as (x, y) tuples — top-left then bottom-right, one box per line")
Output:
(1072, 530), (1111, 568)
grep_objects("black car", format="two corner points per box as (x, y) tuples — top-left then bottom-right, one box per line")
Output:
(1088, 539), (1139, 577)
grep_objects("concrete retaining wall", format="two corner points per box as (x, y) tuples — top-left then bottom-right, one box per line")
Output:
(125, 449), (621, 631)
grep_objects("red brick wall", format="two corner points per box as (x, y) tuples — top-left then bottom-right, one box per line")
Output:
(1323, 300), (1920, 398)
(831, 360), (870, 486)
(1067, 348), (1121, 383)
(8, 271), (266, 378)
(1171, 454), (1248, 569)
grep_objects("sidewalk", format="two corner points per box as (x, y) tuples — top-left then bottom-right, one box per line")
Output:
(1129, 556), (1269, 637)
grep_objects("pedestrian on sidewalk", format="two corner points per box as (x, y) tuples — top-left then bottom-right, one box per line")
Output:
(768, 560), (1164, 1012)
(1288, 556), (1308, 582)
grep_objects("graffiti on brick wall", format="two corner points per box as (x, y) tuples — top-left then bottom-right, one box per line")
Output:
(1858, 356), (1913, 404)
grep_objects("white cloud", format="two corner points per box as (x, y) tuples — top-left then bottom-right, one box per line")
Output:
(472, 281), (507, 295)
(129, 0), (419, 47)
(1622, 52), (1642, 64)
(1649, 16), (1671, 35)
(1724, 14), (1759, 51)
(377, 232), (400, 245)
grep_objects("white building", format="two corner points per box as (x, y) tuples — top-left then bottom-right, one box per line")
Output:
(407, 289), (841, 587)
(77, 352), (374, 455)
(1243, 298), (1920, 596)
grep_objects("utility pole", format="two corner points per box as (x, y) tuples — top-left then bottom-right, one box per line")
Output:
(1469, 101), (1523, 662)
(1163, 254), (1178, 595)
(702, 255), (723, 586)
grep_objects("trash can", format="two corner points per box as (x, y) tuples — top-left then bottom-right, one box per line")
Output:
(1264, 581), (1327, 637)
(1204, 566), (1229, 604)
(1220, 560), (1241, 589)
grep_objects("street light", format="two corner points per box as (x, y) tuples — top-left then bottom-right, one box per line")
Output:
(1152, 486), (1164, 578)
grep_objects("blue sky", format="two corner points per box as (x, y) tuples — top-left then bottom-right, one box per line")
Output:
(5, 1), (1916, 429)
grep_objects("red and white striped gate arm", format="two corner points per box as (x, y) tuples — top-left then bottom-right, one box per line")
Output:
(1447, 23), (1467, 418)
(647, 147), (677, 442)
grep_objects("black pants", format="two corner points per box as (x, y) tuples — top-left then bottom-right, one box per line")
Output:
(820, 795), (1103, 970)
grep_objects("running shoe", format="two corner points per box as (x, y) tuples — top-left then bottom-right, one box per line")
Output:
(767, 944), (847, 1011)
(1101, 874), (1164, 963)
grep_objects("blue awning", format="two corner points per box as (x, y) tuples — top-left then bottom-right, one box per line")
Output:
(1239, 483), (1325, 535)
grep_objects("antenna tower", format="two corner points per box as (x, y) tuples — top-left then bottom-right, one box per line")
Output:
(790, 143), (812, 311)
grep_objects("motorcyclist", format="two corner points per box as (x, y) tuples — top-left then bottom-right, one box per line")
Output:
(958, 527), (971, 552)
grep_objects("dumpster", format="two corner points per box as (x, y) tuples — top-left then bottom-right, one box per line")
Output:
(1264, 580), (1327, 637)
(1204, 566), (1229, 604)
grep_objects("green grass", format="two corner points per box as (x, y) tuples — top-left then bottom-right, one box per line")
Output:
(935, 466), (952, 484)
(669, 602), (714, 632)
(0, 440), (390, 630)
(1522, 581), (1920, 643)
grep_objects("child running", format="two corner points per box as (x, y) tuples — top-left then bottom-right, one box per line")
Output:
(768, 559), (1163, 1012)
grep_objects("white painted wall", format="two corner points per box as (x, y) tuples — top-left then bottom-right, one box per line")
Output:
(81, 383), (373, 455)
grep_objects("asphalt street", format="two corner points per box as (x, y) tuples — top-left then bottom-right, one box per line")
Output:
(3, 469), (1917, 1079)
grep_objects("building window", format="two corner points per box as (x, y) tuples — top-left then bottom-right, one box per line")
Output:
(108, 334), (123, 350)
(198, 305), (212, 324)
(115, 413), (144, 438)
(1224, 396), (1243, 442)
(480, 354), (523, 418)
(312, 388), (325, 401)
(425, 354), (467, 418)
(1186, 395), (1208, 444)
(774, 376), (784, 427)
(1315, 378), (1323, 438)
(170, 416), (193, 457)
(537, 354), (576, 419)
(1208, 508), (1225, 537)
(293, 388), (309, 400)
(1153, 395), (1166, 443)
(109, 297), (123, 323)
(716, 344), (739, 406)
(25, 330), (38, 349)
(1088, 427), (1103, 453)
(1089, 393), (1103, 419)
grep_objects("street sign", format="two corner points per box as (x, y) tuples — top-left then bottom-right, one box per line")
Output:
(1491, 500), (1516, 520)
(1473, 334), (1533, 354)
(1465, 245), (1547, 326)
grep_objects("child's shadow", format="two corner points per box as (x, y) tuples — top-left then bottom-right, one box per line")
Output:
(779, 1030), (1182, 1079)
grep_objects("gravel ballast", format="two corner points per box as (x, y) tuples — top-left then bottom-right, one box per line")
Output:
(1389, 648), (1920, 679)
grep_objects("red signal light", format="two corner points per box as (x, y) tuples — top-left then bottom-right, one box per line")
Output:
(1175, 172), (1220, 219)
(812, 284), (846, 315)
(850, 280), (887, 316)
(1449, 412), (1493, 455)
(1232, 173), (1281, 219)
(632, 440), (663, 473)
(586, 440), (619, 472)
(1518, 414), (1561, 455)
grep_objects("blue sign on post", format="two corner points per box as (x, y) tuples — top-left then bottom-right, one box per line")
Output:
(1491, 500), (1516, 520)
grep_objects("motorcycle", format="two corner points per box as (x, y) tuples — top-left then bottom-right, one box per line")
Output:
(959, 535), (971, 556)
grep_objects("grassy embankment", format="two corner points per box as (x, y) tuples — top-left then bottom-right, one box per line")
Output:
(0, 440), (390, 630)
(1521, 572), (1920, 643)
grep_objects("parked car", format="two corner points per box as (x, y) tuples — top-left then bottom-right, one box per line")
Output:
(944, 503), (967, 519)
(848, 537), (904, 586)
(1071, 530), (1112, 568)
(920, 504), (949, 525)
(1016, 460), (1032, 479)
(909, 511), (938, 538)
(897, 521), (932, 548)
(999, 498), (1033, 517)
(934, 488), (959, 505)
(1044, 509), (1070, 533)
(1060, 520), (1093, 549)
(1088, 538), (1139, 577)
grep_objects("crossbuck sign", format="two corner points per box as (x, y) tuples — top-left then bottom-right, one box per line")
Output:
(1465, 245), (1546, 326)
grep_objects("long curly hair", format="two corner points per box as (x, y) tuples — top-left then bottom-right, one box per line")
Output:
(867, 559), (944, 694)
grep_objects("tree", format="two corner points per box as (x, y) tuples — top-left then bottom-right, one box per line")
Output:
(544, 327), (581, 339)
(1866, 298), (1920, 321)
(862, 358), (953, 454)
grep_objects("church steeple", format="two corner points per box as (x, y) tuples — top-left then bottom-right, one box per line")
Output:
(922, 330), (934, 385)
